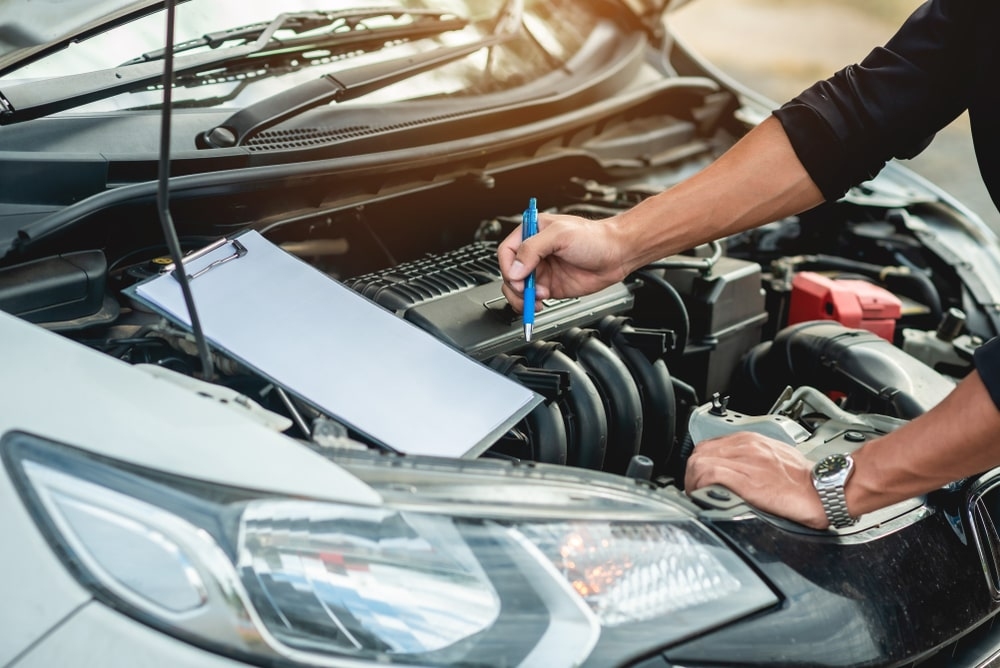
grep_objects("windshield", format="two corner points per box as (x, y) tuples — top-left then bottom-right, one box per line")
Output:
(0, 0), (603, 114)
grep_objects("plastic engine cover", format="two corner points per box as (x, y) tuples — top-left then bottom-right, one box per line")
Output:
(788, 271), (901, 341)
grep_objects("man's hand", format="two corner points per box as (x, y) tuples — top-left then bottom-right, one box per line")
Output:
(498, 213), (630, 312)
(685, 432), (829, 530)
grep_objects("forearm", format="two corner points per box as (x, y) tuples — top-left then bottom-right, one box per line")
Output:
(847, 371), (1000, 515)
(611, 115), (825, 272)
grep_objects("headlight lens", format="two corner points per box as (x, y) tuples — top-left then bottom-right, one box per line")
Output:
(518, 521), (743, 626)
(239, 502), (502, 655)
(7, 433), (776, 667)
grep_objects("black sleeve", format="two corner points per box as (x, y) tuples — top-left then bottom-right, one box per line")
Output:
(974, 337), (1000, 412)
(772, 0), (977, 201)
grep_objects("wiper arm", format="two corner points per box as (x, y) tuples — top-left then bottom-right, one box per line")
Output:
(0, 9), (466, 125)
(198, 0), (524, 148)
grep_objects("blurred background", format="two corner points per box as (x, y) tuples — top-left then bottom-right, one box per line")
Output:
(668, 0), (1000, 233)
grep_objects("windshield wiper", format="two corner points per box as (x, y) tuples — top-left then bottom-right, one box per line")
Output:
(122, 8), (466, 66)
(198, 0), (524, 148)
(0, 9), (467, 125)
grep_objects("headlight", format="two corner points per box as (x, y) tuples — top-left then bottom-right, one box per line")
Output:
(5, 432), (777, 667)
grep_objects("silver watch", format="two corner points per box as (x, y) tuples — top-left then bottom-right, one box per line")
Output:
(811, 453), (859, 529)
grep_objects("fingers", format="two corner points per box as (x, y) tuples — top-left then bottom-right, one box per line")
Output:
(499, 216), (556, 311)
(684, 436), (752, 491)
(686, 433), (794, 487)
(500, 281), (525, 313)
(499, 235), (545, 282)
(500, 280), (547, 314)
(512, 225), (563, 282)
(497, 226), (528, 285)
(500, 211), (614, 310)
(684, 432), (828, 529)
(498, 223), (529, 313)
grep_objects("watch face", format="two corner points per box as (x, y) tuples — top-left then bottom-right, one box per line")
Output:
(815, 454), (850, 478)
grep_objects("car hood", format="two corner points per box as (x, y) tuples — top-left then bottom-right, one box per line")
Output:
(0, 309), (381, 505)
(0, 0), (692, 72)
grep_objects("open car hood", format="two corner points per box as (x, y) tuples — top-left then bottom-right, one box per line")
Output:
(0, 0), (691, 73)
(0, 0), (174, 73)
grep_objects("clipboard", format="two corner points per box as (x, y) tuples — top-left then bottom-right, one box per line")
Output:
(127, 230), (541, 459)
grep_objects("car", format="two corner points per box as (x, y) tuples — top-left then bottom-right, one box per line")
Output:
(2, 0), (1000, 666)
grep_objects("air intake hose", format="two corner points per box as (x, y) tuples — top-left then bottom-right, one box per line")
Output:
(522, 341), (609, 470)
(739, 320), (954, 419)
(560, 327), (643, 475)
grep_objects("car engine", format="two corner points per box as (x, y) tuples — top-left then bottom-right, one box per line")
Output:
(0, 166), (991, 487)
(331, 185), (976, 484)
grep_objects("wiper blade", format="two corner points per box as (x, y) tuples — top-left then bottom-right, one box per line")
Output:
(199, 0), (524, 148)
(121, 13), (337, 65)
(121, 8), (465, 65)
(0, 8), (467, 125)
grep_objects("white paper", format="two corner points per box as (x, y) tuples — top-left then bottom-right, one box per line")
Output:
(133, 231), (540, 458)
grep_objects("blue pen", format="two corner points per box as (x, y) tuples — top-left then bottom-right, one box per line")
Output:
(522, 197), (538, 341)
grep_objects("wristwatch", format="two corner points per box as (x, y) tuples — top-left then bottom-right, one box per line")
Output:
(811, 453), (859, 529)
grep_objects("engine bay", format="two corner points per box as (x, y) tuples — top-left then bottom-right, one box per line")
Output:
(0, 163), (995, 490)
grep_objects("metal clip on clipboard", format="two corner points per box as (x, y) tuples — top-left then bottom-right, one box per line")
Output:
(164, 237), (248, 281)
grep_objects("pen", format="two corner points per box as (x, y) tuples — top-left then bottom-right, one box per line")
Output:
(522, 197), (538, 341)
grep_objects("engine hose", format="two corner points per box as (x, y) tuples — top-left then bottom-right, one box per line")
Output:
(882, 270), (943, 321)
(788, 254), (943, 320)
(632, 269), (690, 357)
(792, 253), (883, 275)
(670, 376), (699, 409)
(489, 354), (568, 465)
(523, 341), (608, 470)
(599, 316), (677, 472)
(560, 327), (643, 475)
(520, 401), (568, 465)
(739, 320), (955, 419)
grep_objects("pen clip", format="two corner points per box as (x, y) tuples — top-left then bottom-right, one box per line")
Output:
(522, 196), (538, 239)
(166, 237), (248, 282)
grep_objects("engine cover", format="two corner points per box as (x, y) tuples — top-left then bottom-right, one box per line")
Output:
(345, 242), (633, 360)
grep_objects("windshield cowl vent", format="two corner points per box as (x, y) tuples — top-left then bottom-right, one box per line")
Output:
(242, 109), (470, 151)
(243, 126), (371, 151)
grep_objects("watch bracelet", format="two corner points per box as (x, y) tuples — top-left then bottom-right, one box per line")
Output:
(817, 485), (858, 528)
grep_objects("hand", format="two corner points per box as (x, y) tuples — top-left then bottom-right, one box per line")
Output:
(685, 431), (829, 530)
(497, 213), (630, 312)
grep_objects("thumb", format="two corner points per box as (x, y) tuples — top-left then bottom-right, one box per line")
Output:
(512, 228), (559, 278)
(506, 256), (531, 282)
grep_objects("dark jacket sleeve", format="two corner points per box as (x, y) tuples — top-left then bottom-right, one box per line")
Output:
(974, 337), (1000, 412)
(772, 0), (977, 201)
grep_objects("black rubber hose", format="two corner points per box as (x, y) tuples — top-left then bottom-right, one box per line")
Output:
(599, 316), (677, 472)
(561, 328), (643, 474)
(489, 354), (569, 465)
(882, 270), (943, 321)
(632, 269), (690, 357)
(523, 342), (608, 470)
(739, 320), (954, 419)
(521, 401), (568, 465)
(670, 376), (699, 408)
